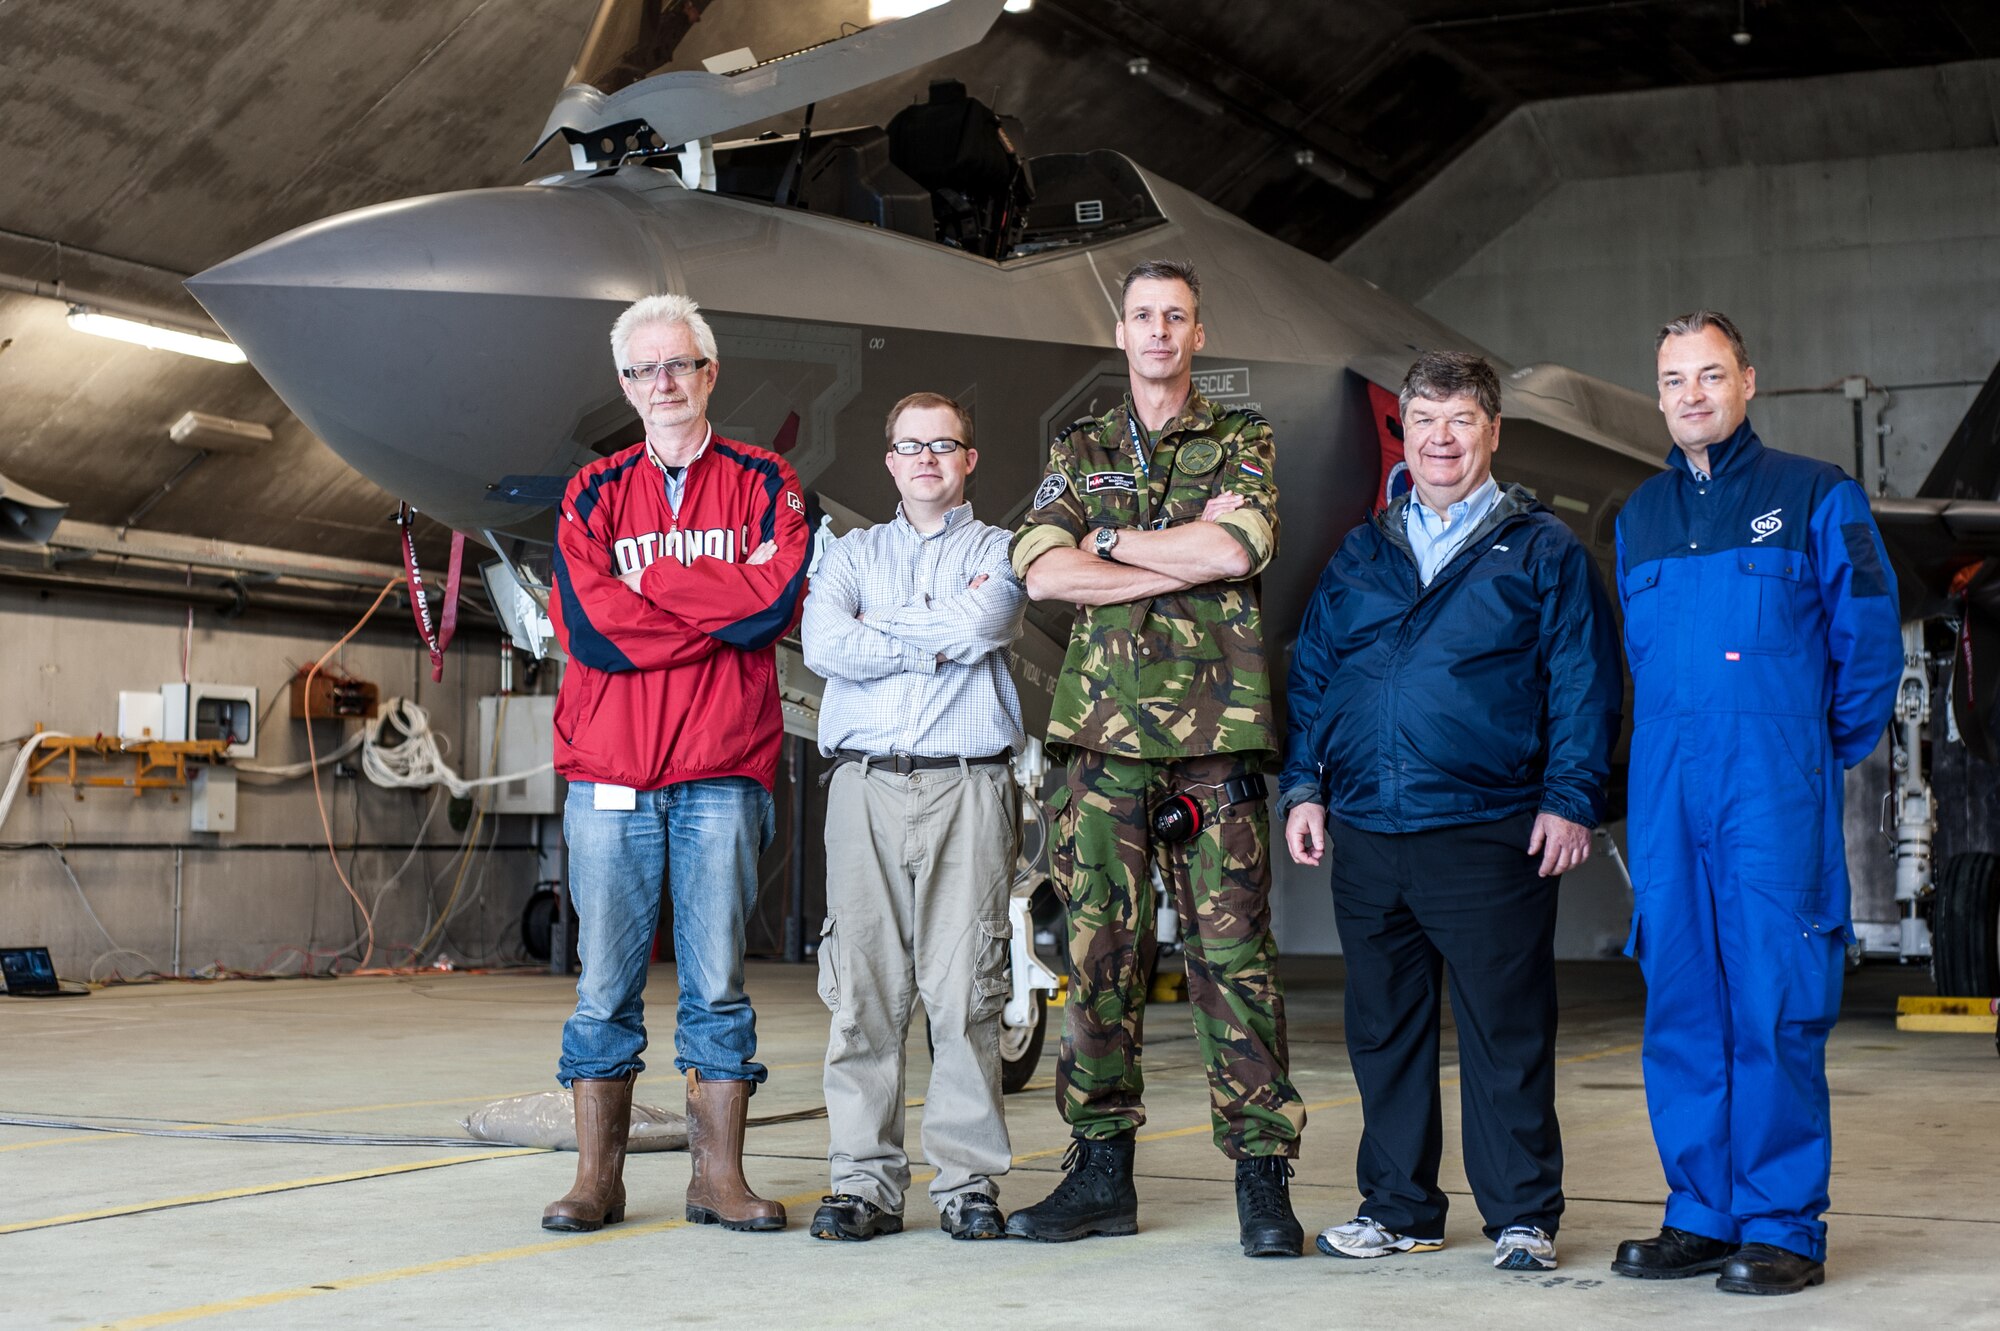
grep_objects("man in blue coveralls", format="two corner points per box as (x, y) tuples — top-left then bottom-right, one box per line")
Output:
(1611, 311), (1901, 1296)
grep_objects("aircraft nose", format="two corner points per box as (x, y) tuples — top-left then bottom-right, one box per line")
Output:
(189, 180), (675, 531)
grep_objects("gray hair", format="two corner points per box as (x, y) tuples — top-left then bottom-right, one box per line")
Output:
(1398, 350), (1501, 420)
(1656, 309), (1750, 368)
(610, 293), (719, 367)
(1119, 258), (1201, 319)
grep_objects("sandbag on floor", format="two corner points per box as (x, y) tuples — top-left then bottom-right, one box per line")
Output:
(461, 1088), (688, 1151)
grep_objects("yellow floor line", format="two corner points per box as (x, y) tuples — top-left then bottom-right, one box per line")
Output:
(1, 1149), (541, 1236)
(83, 1180), (839, 1331)
(80, 1040), (1645, 1329)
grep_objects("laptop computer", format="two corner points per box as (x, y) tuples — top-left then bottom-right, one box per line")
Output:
(0, 946), (86, 997)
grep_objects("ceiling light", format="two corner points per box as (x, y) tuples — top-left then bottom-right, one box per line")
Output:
(1293, 148), (1375, 201)
(64, 306), (247, 364)
(868, 0), (948, 19)
(169, 411), (274, 453)
(1126, 57), (1223, 118)
(1004, 0), (1033, 11)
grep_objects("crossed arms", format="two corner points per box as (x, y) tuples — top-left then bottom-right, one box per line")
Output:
(801, 530), (1026, 683)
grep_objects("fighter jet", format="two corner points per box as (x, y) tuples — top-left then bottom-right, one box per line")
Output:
(188, 0), (2000, 1027)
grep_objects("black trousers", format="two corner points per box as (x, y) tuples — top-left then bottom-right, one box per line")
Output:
(1330, 811), (1564, 1240)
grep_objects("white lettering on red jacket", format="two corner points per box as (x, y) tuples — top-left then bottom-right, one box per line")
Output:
(548, 434), (810, 792)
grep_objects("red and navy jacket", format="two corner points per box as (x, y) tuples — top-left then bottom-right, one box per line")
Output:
(549, 432), (810, 792)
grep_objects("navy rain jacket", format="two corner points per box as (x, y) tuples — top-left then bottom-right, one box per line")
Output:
(1278, 484), (1623, 833)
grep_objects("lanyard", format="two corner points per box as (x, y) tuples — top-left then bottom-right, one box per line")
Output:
(1125, 412), (1169, 530)
(397, 503), (465, 683)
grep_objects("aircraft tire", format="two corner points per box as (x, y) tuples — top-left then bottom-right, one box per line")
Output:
(1931, 852), (2000, 997)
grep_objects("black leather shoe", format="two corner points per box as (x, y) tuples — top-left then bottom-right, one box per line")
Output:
(1610, 1226), (1738, 1279)
(1003, 1136), (1139, 1242)
(1716, 1243), (1825, 1295)
(1235, 1156), (1304, 1258)
(940, 1192), (1007, 1240)
(809, 1193), (903, 1241)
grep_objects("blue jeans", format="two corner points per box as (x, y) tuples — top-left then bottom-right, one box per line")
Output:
(558, 777), (775, 1087)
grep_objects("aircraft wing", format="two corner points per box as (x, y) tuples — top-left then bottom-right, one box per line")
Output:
(530, 0), (1007, 161)
(1869, 497), (2000, 621)
(1347, 352), (1670, 467)
(0, 470), (67, 545)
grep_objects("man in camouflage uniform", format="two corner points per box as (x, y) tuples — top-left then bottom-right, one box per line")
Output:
(1004, 258), (1306, 1258)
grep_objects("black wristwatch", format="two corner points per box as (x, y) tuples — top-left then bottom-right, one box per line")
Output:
(1092, 527), (1121, 561)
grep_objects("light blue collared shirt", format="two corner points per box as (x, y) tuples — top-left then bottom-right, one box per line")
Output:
(1405, 477), (1500, 585)
(645, 427), (712, 518)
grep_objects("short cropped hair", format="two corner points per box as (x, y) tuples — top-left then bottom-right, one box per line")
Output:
(610, 293), (719, 367)
(1119, 259), (1201, 319)
(1399, 350), (1502, 420)
(884, 391), (974, 448)
(1656, 309), (1750, 368)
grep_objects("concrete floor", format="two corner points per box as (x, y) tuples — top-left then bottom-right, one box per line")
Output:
(4, 958), (1996, 1330)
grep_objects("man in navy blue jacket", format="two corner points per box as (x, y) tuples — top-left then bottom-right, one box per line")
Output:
(1609, 312), (1900, 1296)
(1279, 350), (1621, 1274)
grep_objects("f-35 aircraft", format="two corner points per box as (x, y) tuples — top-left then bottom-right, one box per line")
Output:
(188, 0), (2000, 1025)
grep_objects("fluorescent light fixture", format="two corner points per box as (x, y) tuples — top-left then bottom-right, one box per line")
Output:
(1293, 148), (1376, 201)
(868, 0), (947, 19)
(64, 306), (247, 364)
(168, 410), (274, 453)
(866, 1), (1026, 23)
(1126, 57), (1223, 118)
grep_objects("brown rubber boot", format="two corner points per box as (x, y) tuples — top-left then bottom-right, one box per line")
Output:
(684, 1069), (785, 1231)
(541, 1074), (633, 1232)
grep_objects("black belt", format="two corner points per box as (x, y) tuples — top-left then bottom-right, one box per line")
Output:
(830, 749), (1011, 777)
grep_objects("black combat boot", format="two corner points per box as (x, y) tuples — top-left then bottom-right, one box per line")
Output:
(1611, 1226), (1738, 1279)
(1235, 1156), (1304, 1257)
(1716, 1243), (1825, 1295)
(1002, 1135), (1139, 1242)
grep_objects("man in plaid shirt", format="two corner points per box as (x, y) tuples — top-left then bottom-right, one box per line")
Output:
(800, 391), (1028, 1244)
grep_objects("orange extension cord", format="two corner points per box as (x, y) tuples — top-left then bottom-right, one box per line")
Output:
(304, 577), (401, 974)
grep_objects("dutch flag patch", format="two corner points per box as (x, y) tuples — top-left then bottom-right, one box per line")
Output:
(1238, 461), (1265, 479)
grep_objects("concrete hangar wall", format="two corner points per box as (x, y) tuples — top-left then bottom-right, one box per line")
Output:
(0, 588), (541, 981)
(1338, 60), (2000, 495)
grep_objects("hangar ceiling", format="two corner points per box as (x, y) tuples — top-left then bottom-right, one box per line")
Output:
(1, 0), (1995, 564)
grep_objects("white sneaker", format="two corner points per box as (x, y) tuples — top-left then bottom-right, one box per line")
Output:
(1316, 1216), (1445, 1259)
(1493, 1225), (1558, 1270)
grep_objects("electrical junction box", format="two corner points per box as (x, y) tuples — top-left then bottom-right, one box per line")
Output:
(161, 683), (259, 759)
(117, 691), (166, 742)
(476, 695), (559, 815)
(190, 766), (238, 833)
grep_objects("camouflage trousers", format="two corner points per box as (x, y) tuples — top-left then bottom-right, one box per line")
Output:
(1046, 749), (1305, 1158)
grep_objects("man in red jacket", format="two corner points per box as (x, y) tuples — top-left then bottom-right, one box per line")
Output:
(540, 293), (810, 1236)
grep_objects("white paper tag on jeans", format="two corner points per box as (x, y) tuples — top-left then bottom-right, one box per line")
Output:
(593, 783), (638, 811)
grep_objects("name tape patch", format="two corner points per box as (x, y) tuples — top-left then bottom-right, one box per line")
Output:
(1085, 471), (1139, 494)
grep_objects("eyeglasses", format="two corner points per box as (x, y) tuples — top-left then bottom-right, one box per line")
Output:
(889, 438), (966, 455)
(620, 357), (712, 382)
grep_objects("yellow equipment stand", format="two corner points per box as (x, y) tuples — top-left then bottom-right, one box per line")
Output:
(1895, 995), (2000, 1033)
(24, 728), (232, 799)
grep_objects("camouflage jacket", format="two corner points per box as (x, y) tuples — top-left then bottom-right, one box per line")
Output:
(1010, 390), (1279, 763)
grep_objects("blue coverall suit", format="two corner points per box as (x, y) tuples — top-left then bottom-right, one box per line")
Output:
(1615, 420), (1901, 1262)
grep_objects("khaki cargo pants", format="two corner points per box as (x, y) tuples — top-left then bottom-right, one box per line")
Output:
(817, 759), (1017, 1213)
